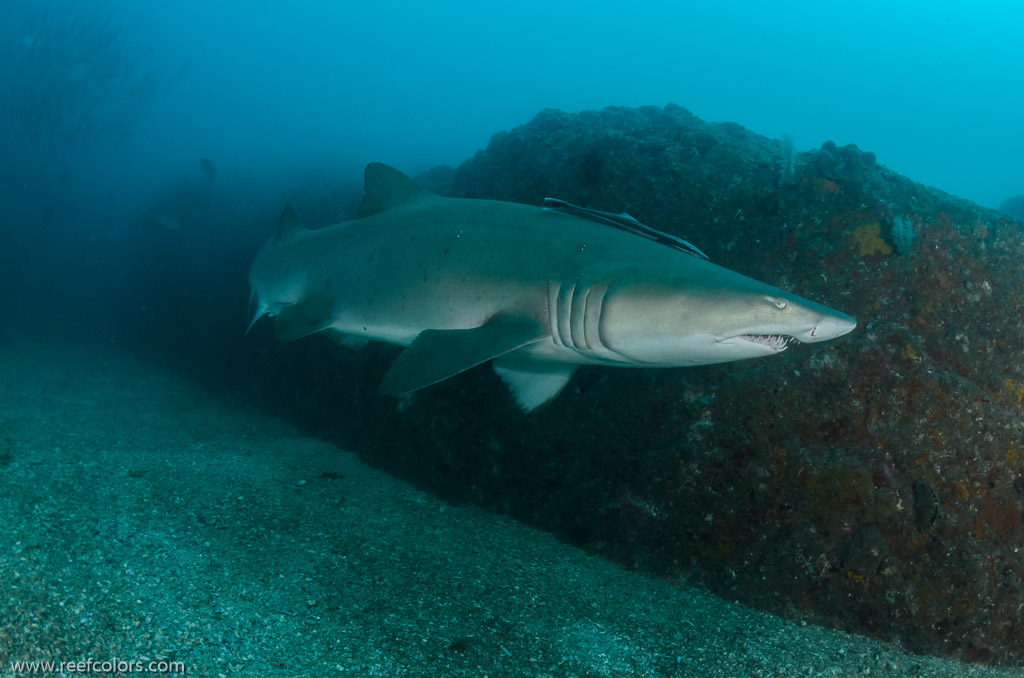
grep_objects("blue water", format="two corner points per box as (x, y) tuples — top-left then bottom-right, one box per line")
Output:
(2, 0), (1021, 228)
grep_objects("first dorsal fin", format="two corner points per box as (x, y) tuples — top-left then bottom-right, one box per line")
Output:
(275, 204), (307, 243)
(357, 163), (432, 218)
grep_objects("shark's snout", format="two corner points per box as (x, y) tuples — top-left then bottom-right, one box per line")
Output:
(810, 312), (857, 342)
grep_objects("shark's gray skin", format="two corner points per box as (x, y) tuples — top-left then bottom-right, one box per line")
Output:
(248, 163), (857, 411)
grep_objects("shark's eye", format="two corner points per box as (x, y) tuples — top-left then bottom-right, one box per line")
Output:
(771, 298), (787, 309)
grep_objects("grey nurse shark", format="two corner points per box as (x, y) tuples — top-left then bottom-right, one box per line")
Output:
(248, 163), (856, 411)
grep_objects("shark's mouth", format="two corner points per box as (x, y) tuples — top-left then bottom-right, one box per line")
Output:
(738, 334), (797, 351)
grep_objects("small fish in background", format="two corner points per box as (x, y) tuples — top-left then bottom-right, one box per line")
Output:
(199, 157), (216, 224)
(148, 210), (181, 232)
(247, 163), (856, 411)
(145, 158), (218, 233)
(200, 157), (217, 190)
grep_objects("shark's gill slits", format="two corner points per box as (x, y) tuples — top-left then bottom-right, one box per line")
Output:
(549, 280), (595, 351)
(740, 334), (796, 350)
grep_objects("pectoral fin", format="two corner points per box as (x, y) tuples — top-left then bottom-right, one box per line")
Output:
(379, 315), (546, 396)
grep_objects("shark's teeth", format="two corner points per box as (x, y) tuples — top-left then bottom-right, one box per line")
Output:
(740, 334), (796, 350)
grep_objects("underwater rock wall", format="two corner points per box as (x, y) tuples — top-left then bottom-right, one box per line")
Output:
(349, 105), (1024, 665)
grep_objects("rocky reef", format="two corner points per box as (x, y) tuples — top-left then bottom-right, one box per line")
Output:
(320, 104), (1024, 665)
(232, 104), (1024, 665)
(1000, 195), (1024, 220)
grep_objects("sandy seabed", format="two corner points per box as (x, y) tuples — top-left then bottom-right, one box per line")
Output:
(1, 338), (1021, 678)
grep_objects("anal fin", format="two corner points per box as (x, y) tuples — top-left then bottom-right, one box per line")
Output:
(323, 328), (369, 352)
(379, 315), (546, 397)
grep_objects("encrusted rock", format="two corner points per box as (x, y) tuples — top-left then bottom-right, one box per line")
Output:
(270, 105), (1024, 665)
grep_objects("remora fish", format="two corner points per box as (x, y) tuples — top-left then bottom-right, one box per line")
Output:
(248, 163), (856, 411)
